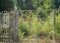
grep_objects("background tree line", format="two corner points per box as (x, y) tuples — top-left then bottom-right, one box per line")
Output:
(0, 0), (60, 11)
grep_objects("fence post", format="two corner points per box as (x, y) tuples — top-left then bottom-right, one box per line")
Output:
(53, 9), (56, 43)
(13, 10), (19, 42)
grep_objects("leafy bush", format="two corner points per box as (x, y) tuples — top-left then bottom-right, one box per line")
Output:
(19, 17), (30, 37)
(18, 10), (60, 40)
(56, 13), (60, 40)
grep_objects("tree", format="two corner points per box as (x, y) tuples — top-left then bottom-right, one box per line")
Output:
(54, 0), (60, 9)
(17, 0), (39, 10)
(0, 0), (14, 11)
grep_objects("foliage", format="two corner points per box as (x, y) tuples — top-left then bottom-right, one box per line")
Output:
(18, 10), (60, 40)
(17, 0), (60, 10)
(0, 0), (60, 40)
(19, 17), (30, 37)
(56, 12), (60, 40)
(0, 0), (14, 11)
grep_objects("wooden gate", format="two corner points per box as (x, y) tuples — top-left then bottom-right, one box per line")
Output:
(0, 11), (19, 43)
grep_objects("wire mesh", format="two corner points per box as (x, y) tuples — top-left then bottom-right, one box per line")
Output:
(0, 9), (60, 43)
